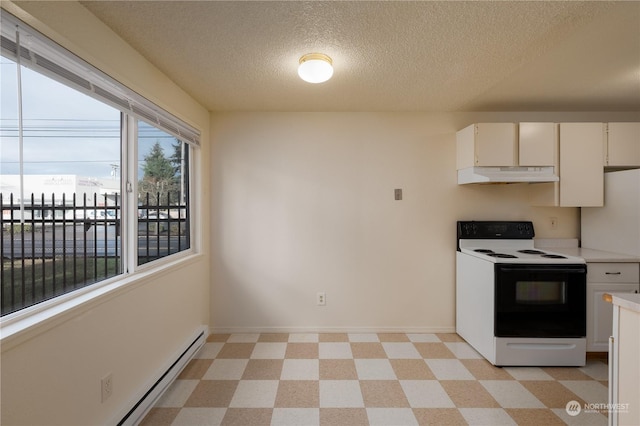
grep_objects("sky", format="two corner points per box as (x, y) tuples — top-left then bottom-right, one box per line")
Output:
(0, 57), (178, 181)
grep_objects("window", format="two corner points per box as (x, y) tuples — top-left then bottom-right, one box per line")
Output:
(0, 12), (199, 317)
(1, 58), (123, 315)
(136, 122), (190, 265)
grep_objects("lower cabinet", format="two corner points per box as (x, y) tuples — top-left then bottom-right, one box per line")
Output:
(587, 283), (638, 351)
(586, 263), (640, 352)
(607, 294), (640, 426)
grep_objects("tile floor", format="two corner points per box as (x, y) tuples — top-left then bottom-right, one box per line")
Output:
(141, 333), (609, 425)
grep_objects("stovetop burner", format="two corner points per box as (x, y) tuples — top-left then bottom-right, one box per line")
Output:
(518, 249), (546, 255)
(486, 253), (518, 258)
(541, 254), (568, 259)
(474, 249), (495, 253)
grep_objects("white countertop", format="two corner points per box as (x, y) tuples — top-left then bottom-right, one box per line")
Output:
(604, 293), (640, 313)
(535, 239), (640, 263)
(550, 247), (640, 263)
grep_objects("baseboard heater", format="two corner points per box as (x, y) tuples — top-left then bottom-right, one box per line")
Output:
(117, 328), (207, 426)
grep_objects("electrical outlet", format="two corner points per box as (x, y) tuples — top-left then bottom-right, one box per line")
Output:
(101, 373), (113, 402)
(550, 217), (558, 229)
(317, 292), (326, 306)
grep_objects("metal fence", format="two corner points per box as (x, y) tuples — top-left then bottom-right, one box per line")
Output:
(1, 192), (189, 316)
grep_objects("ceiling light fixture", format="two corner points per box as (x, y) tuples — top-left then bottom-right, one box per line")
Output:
(298, 53), (333, 84)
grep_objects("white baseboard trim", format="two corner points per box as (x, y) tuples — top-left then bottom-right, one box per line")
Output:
(211, 326), (456, 334)
(115, 325), (208, 426)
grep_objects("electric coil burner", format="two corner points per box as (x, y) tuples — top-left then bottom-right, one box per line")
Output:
(519, 249), (546, 255)
(456, 221), (587, 367)
(487, 253), (518, 258)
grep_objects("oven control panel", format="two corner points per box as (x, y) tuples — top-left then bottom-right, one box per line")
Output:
(457, 221), (534, 239)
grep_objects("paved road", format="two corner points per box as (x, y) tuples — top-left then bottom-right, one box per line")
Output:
(1, 224), (188, 258)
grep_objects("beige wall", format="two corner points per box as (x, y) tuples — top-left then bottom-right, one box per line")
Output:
(210, 111), (637, 333)
(1, 2), (210, 425)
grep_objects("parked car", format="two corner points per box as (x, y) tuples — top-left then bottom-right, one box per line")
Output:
(140, 211), (169, 219)
(87, 210), (106, 220)
(77, 209), (118, 224)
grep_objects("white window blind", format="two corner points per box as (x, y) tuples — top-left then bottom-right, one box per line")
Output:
(0, 11), (200, 146)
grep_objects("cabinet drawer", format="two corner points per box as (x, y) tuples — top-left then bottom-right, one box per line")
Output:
(587, 263), (639, 283)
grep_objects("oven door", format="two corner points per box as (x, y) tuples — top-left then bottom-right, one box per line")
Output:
(494, 263), (586, 338)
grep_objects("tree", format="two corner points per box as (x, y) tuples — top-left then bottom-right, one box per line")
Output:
(170, 141), (183, 174)
(138, 141), (180, 206)
(169, 140), (188, 204)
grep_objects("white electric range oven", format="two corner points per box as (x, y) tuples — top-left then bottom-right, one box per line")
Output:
(456, 221), (587, 366)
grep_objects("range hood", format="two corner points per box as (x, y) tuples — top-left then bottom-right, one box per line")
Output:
(458, 166), (559, 185)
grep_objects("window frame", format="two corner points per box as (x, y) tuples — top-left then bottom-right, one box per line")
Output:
(0, 12), (201, 147)
(0, 11), (200, 330)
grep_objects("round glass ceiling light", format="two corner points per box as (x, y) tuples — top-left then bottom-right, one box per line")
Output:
(298, 53), (333, 83)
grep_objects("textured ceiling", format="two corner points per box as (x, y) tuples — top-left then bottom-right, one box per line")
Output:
(75, 1), (639, 113)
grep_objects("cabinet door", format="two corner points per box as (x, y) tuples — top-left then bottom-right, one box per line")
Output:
(607, 122), (640, 167)
(475, 123), (517, 167)
(519, 122), (557, 167)
(587, 283), (639, 352)
(559, 123), (604, 207)
(456, 124), (476, 169)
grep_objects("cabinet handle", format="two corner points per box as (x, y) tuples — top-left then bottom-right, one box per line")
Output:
(605, 272), (621, 275)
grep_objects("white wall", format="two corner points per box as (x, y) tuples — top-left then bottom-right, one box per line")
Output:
(210, 111), (637, 333)
(0, 2), (210, 425)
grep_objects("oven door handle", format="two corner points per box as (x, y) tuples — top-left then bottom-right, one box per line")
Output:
(497, 267), (586, 274)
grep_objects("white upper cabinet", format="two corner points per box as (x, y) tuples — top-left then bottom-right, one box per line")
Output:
(606, 122), (640, 168)
(518, 122), (556, 167)
(529, 122), (605, 207)
(559, 123), (605, 207)
(456, 123), (517, 169)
